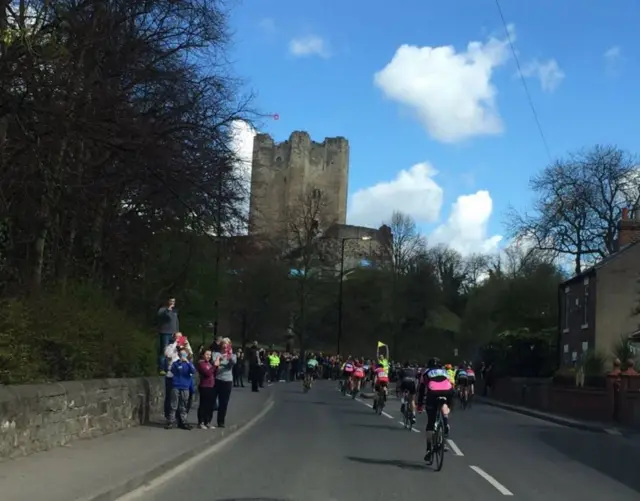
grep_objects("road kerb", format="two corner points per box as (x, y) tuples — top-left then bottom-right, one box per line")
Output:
(83, 393), (275, 501)
(476, 397), (609, 433)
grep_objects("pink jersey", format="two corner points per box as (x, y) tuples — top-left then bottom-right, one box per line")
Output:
(375, 367), (389, 382)
(423, 368), (453, 392)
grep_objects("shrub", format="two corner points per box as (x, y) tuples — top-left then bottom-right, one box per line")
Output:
(0, 283), (155, 384)
(612, 336), (638, 371)
(552, 367), (576, 386)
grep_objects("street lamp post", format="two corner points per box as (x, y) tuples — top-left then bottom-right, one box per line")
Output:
(337, 235), (372, 355)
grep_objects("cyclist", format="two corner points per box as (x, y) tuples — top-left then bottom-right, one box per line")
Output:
(352, 359), (366, 393)
(342, 357), (355, 392)
(466, 362), (476, 397)
(398, 362), (418, 423)
(417, 357), (454, 462)
(445, 364), (455, 385)
(455, 363), (469, 402)
(372, 362), (389, 410)
(305, 354), (318, 388)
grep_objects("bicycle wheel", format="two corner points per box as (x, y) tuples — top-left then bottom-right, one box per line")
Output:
(434, 411), (445, 471)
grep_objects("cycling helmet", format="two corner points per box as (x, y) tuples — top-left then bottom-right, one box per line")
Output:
(427, 357), (441, 369)
(444, 363), (452, 370)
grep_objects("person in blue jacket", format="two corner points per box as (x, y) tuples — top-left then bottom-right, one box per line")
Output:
(166, 348), (196, 430)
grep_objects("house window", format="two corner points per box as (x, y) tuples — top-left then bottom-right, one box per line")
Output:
(582, 283), (589, 327)
(563, 287), (570, 330)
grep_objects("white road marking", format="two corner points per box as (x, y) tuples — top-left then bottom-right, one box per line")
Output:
(114, 398), (275, 500)
(470, 466), (514, 496)
(447, 439), (464, 456)
(395, 420), (421, 433)
(605, 428), (622, 435)
(381, 411), (394, 419)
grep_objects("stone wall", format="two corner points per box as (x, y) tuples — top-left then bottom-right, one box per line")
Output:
(0, 377), (166, 461)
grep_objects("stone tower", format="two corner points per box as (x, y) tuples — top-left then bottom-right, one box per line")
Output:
(248, 130), (349, 237)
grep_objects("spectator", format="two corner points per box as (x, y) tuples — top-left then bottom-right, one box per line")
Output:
(268, 351), (280, 382)
(211, 335), (222, 353)
(166, 347), (195, 430)
(233, 348), (245, 387)
(258, 347), (267, 387)
(211, 337), (237, 428)
(157, 297), (179, 374)
(248, 341), (261, 392)
(164, 332), (193, 423)
(197, 349), (219, 429)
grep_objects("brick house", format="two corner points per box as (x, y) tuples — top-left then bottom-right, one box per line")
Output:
(559, 207), (640, 366)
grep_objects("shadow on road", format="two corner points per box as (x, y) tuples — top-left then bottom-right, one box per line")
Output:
(282, 399), (329, 405)
(339, 410), (373, 416)
(536, 429), (640, 493)
(346, 455), (426, 471)
(350, 423), (402, 431)
(214, 498), (292, 501)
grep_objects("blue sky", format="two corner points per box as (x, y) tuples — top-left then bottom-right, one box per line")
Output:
(228, 0), (640, 255)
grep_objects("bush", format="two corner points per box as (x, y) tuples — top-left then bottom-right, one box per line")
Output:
(0, 284), (155, 384)
(552, 367), (576, 386)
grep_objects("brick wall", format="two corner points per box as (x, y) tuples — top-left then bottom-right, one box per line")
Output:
(489, 376), (640, 428)
(0, 377), (166, 460)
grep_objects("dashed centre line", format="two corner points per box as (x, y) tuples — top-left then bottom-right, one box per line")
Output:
(340, 385), (516, 496)
(469, 466), (514, 496)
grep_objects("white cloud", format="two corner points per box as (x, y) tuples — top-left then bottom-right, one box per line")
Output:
(289, 35), (330, 58)
(604, 46), (621, 62)
(520, 58), (565, 92)
(430, 190), (503, 255)
(373, 26), (514, 143)
(229, 120), (256, 221)
(604, 46), (623, 76)
(347, 163), (444, 228)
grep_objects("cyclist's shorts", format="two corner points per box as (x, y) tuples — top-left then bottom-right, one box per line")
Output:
(306, 365), (316, 375)
(400, 378), (417, 395)
(374, 381), (388, 393)
(353, 368), (365, 379)
(456, 376), (469, 386)
(425, 390), (454, 431)
(343, 368), (354, 378)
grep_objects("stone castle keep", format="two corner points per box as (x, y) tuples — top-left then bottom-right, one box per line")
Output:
(248, 131), (349, 236)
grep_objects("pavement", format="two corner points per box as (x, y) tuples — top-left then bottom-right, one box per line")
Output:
(123, 380), (640, 501)
(472, 395), (635, 435)
(0, 385), (273, 501)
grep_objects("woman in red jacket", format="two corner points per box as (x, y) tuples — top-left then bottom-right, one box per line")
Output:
(197, 349), (219, 429)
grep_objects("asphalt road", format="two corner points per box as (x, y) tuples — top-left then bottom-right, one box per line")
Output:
(132, 381), (640, 501)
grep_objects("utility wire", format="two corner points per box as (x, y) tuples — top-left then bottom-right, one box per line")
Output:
(494, 0), (553, 162)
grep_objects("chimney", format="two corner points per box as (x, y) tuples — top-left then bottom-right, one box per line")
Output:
(618, 207), (640, 248)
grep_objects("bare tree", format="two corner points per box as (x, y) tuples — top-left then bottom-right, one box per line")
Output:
(284, 188), (335, 352)
(0, 0), (252, 297)
(462, 253), (490, 291)
(508, 145), (639, 275)
(381, 211), (426, 275)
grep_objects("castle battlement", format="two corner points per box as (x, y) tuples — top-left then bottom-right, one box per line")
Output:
(248, 130), (350, 236)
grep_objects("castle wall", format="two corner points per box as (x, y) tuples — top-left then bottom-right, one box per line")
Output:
(248, 131), (349, 238)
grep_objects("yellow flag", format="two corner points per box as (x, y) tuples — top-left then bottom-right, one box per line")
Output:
(377, 341), (387, 348)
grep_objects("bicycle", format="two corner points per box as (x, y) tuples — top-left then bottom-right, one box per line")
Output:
(374, 386), (386, 415)
(402, 391), (415, 431)
(351, 379), (360, 399)
(425, 396), (447, 471)
(303, 372), (313, 393)
(458, 384), (468, 409)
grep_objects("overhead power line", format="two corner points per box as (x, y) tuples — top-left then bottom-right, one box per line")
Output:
(494, 0), (553, 162)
